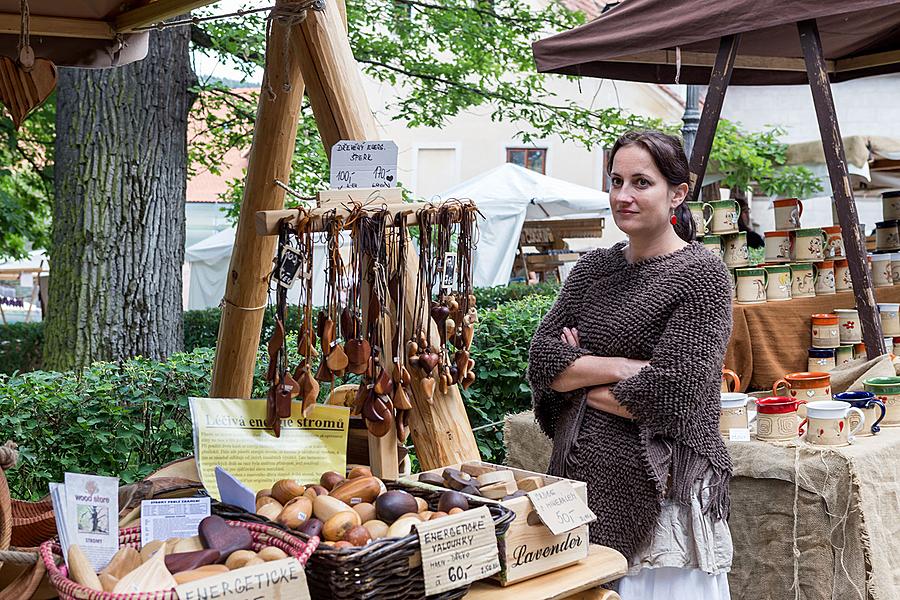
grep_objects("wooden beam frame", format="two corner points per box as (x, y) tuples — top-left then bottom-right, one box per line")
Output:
(113, 0), (219, 33)
(688, 34), (740, 202)
(607, 49), (817, 73)
(799, 19), (884, 359)
(0, 12), (114, 39)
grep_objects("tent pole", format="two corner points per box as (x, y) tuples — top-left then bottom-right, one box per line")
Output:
(688, 34), (740, 202)
(210, 0), (306, 399)
(798, 19), (884, 359)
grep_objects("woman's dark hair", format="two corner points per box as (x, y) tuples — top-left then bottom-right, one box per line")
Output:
(607, 130), (695, 242)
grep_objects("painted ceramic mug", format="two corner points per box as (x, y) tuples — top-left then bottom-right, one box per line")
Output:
(789, 263), (817, 298)
(704, 200), (741, 234)
(875, 220), (900, 251)
(687, 201), (713, 237)
(772, 371), (831, 403)
(755, 396), (805, 442)
(862, 376), (900, 427)
(792, 228), (827, 262)
(764, 264), (792, 301)
(774, 198), (803, 231)
(721, 368), (741, 393)
(800, 400), (865, 446)
(814, 260), (836, 295)
(870, 253), (894, 287)
(808, 348), (836, 372)
(764, 231), (793, 263)
(701, 235), (722, 259)
(823, 225), (843, 258)
(722, 232), (750, 268)
(810, 313), (839, 349)
(879, 303), (900, 336)
(836, 345), (854, 365)
(719, 393), (757, 436)
(834, 259), (852, 292)
(883, 190), (900, 221)
(892, 253), (900, 284)
(833, 391), (886, 436)
(835, 308), (862, 344)
(735, 267), (768, 304)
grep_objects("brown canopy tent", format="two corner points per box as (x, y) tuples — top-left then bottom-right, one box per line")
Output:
(532, 0), (900, 358)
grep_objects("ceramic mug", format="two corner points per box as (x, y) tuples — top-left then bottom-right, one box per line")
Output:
(883, 190), (900, 221)
(892, 253), (900, 284)
(772, 371), (831, 403)
(735, 267), (768, 304)
(764, 265), (792, 301)
(870, 253), (894, 287)
(814, 260), (836, 295)
(810, 313), (840, 349)
(800, 400), (865, 446)
(704, 200), (741, 234)
(834, 259), (852, 292)
(789, 263), (817, 298)
(720, 392), (757, 435)
(835, 308), (862, 344)
(774, 198), (803, 231)
(875, 220), (900, 251)
(834, 391), (886, 436)
(854, 342), (867, 358)
(808, 348), (836, 372)
(823, 226), (843, 258)
(721, 368), (741, 393)
(687, 201), (713, 237)
(885, 337), (895, 355)
(764, 231), (793, 263)
(701, 235), (722, 259)
(863, 376), (900, 427)
(879, 303), (900, 336)
(792, 228), (827, 262)
(836, 345), (855, 365)
(722, 232), (750, 268)
(755, 396), (805, 442)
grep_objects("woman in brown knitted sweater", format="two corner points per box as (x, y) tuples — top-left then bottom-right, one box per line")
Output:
(527, 131), (733, 599)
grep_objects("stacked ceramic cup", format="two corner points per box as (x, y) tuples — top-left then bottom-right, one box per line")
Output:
(693, 191), (757, 303)
(867, 190), (900, 285)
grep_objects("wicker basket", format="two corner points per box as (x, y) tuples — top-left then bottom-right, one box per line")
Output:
(215, 481), (515, 600)
(40, 522), (318, 600)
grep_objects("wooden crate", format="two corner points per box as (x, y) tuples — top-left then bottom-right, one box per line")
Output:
(406, 461), (590, 586)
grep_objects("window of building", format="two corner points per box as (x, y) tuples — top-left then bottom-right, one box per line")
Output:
(507, 148), (547, 174)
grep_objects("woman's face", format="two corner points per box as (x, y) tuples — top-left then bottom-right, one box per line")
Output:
(609, 144), (688, 238)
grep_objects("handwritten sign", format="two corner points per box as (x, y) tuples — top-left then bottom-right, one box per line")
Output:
(416, 506), (500, 595)
(526, 481), (596, 536)
(329, 140), (398, 189)
(175, 557), (310, 600)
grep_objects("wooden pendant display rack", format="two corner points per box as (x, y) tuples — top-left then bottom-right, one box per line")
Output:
(254, 189), (481, 479)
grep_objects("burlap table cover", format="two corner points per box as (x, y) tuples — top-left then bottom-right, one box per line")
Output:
(725, 286), (900, 393)
(505, 409), (900, 600)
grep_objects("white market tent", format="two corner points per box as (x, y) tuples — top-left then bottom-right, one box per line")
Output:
(435, 163), (618, 287)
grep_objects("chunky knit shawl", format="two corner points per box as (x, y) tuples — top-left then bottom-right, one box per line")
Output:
(527, 241), (733, 560)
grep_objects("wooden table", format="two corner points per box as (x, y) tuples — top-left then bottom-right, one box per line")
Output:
(465, 545), (627, 600)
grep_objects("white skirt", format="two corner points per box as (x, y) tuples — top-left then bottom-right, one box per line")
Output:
(616, 567), (731, 600)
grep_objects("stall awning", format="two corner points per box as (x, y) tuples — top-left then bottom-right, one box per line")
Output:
(533, 0), (900, 85)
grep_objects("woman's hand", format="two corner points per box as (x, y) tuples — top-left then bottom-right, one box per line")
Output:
(560, 327), (580, 347)
(586, 385), (635, 420)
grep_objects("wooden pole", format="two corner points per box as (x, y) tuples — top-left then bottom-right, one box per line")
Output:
(294, 0), (378, 151)
(209, 0), (307, 398)
(798, 19), (884, 358)
(688, 34), (740, 202)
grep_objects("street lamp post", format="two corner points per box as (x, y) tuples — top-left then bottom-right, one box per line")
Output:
(682, 84), (701, 158)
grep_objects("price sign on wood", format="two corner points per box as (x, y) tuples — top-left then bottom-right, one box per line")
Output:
(416, 505), (501, 595)
(526, 480), (597, 536)
(175, 557), (310, 600)
(329, 140), (398, 189)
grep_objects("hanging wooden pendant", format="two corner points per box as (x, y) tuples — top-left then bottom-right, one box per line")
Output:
(418, 352), (440, 375)
(366, 398), (394, 438)
(300, 371), (319, 417)
(374, 368), (394, 396)
(445, 318), (456, 340)
(393, 382), (412, 411)
(282, 371), (300, 401)
(395, 409), (410, 443)
(462, 370), (476, 389)
(314, 358), (333, 383)
(0, 55), (56, 130)
(326, 343), (349, 372)
(421, 376), (436, 404)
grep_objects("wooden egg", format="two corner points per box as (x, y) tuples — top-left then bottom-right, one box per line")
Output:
(299, 517), (323, 539)
(257, 502), (283, 521)
(313, 495), (354, 522)
(387, 516), (420, 538)
(348, 466), (373, 479)
(352, 502), (377, 523)
(257, 546), (288, 562)
(429, 511), (449, 521)
(277, 496), (312, 529)
(323, 512), (361, 542)
(362, 519), (389, 540)
(225, 550), (257, 570)
(448, 507), (464, 515)
(320, 471), (345, 491)
(437, 490), (469, 513)
(271, 479), (306, 505)
(343, 525), (372, 547)
(375, 490), (419, 524)
(256, 495), (282, 511)
(303, 485), (329, 500)
(415, 497), (429, 513)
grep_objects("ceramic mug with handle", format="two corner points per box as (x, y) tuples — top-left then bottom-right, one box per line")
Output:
(773, 371), (831, 403)
(721, 368), (741, 393)
(800, 400), (865, 446)
(704, 200), (741, 234)
(720, 392), (757, 436)
(755, 396), (806, 442)
(833, 391), (886, 436)
(774, 198), (803, 231)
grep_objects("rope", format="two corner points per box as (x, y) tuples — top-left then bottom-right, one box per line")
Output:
(0, 549), (36, 565)
(220, 298), (268, 312)
(0, 442), (18, 471)
(264, 1), (326, 99)
(134, 5), (278, 31)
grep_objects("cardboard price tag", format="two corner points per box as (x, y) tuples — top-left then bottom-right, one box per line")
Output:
(729, 428), (751, 442)
(175, 557), (310, 600)
(416, 505), (500, 595)
(526, 480), (596, 535)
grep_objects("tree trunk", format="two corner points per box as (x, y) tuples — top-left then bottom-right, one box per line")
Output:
(44, 24), (196, 371)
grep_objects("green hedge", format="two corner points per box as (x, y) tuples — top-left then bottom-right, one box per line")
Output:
(0, 289), (558, 497)
(0, 321), (43, 375)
